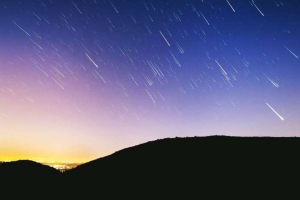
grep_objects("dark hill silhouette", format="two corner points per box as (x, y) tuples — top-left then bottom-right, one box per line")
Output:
(0, 160), (63, 198)
(64, 136), (300, 198)
(1, 136), (300, 198)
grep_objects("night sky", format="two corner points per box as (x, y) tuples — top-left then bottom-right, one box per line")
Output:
(0, 0), (299, 163)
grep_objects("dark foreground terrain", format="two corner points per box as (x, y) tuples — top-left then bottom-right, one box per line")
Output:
(0, 160), (63, 198)
(1, 136), (300, 198)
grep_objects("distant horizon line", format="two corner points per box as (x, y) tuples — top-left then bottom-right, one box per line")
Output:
(0, 160), (83, 164)
(1, 135), (299, 164)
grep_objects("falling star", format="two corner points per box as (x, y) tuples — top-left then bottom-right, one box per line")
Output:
(159, 31), (171, 46)
(284, 45), (298, 58)
(86, 53), (99, 68)
(252, 0), (264, 16)
(13, 21), (31, 36)
(226, 0), (236, 12)
(266, 103), (284, 121)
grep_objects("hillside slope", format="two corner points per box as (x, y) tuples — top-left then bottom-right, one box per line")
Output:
(65, 136), (300, 198)
(0, 160), (63, 198)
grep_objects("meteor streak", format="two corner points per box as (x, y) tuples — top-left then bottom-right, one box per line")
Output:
(266, 103), (284, 121)
(159, 31), (171, 46)
(86, 53), (99, 68)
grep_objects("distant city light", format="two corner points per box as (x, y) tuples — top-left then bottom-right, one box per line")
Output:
(0, 160), (81, 172)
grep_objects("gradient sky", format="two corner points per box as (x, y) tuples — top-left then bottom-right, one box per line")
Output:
(0, 0), (299, 163)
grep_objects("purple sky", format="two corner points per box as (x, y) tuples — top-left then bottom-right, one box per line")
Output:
(0, 0), (299, 162)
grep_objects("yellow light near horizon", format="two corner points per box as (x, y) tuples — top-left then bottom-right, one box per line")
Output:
(0, 154), (88, 164)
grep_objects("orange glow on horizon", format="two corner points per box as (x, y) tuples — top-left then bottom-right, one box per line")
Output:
(0, 156), (90, 164)
(0, 148), (96, 164)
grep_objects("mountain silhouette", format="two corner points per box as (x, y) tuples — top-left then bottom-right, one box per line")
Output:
(64, 136), (300, 198)
(0, 160), (63, 198)
(1, 136), (300, 198)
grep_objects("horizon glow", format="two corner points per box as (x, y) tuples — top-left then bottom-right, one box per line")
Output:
(0, 0), (300, 163)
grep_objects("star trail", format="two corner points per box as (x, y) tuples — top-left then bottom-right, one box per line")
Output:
(0, 0), (299, 162)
